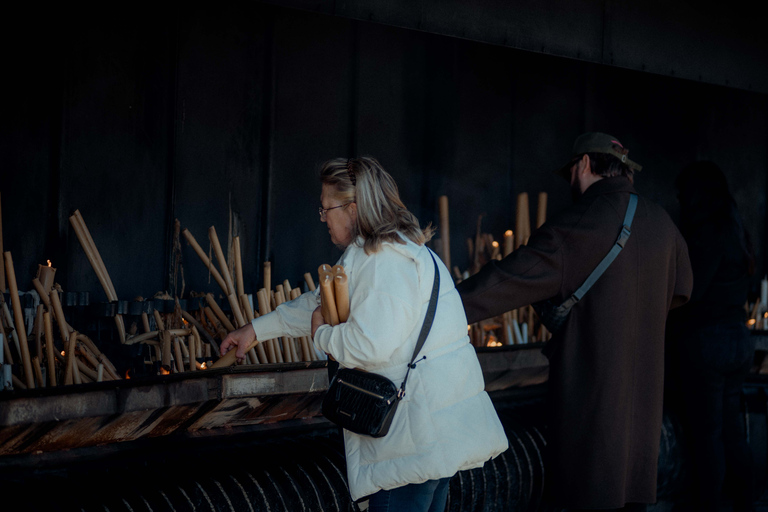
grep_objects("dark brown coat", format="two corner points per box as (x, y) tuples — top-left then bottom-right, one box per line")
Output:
(456, 177), (693, 508)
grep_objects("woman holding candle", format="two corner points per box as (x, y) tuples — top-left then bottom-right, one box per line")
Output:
(667, 161), (756, 512)
(221, 156), (508, 512)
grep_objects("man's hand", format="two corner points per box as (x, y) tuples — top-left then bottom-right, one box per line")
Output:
(220, 323), (257, 361)
(311, 306), (326, 339)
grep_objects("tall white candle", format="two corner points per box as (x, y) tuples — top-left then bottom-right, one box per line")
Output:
(503, 230), (514, 258)
(512, 319), (524, 344)
(2, 365), (11, 390)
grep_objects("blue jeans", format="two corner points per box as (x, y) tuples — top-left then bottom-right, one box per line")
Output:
(367, 477), (452, 512)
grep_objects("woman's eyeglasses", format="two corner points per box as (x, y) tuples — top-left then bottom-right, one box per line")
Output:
(319, 202), (353, 220)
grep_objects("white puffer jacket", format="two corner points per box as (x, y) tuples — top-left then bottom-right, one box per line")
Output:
(250, 235), (509, 501)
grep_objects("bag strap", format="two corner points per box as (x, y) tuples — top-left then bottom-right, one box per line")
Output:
(399, 249), (440, 398)
(410, 249), (440, 364)
(559, 193), (638, 310)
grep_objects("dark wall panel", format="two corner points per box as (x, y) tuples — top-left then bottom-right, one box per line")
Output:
(173, 4), (271, 297)
(267, 8), (357, 287)
(59, 20), (172, 301)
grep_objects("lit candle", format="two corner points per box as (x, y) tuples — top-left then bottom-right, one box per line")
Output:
(503, 230), (514, 257)
(491, 241), (501, 260)
(36, 260), (56, 293)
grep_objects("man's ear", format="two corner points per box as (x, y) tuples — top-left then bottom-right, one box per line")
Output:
(580, 154), (591, 176)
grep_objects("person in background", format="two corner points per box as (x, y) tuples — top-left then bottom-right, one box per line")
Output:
(221, 156), (508, 512)
(456, 132), (693, 511)
(668, 161), (756, 512)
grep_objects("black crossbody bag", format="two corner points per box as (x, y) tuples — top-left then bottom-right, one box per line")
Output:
(321, 250), (440, 438)
(534, 194), (638, 333)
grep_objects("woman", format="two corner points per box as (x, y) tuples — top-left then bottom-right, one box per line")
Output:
(669, 161), (756, 512)
(221, 156), (508, 511)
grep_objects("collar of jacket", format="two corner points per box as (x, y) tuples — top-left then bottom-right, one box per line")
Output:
(580, 176), (637, 201)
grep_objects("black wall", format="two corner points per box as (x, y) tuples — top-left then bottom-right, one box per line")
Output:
(2, 2), (767, 304)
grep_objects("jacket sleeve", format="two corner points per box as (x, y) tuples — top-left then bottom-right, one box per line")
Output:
(456, 223), (565, 324)
(250, 290), (319, 340)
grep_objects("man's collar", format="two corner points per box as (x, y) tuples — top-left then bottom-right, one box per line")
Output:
(581, 176), (636, 200)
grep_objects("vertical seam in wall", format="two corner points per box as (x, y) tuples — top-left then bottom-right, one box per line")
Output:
(350, 20), (359, 156)
(164, 11), (182, 294)
(261, 11), (277, 280)
(603, 0), (609, 65)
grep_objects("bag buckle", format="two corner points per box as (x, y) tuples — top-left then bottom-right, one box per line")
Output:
(617, 225), (631, 248)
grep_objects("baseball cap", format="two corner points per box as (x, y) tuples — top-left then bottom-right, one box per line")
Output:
(556, 132), (643, 179)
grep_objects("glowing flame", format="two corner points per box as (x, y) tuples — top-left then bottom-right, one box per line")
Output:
(47, 260), (52, 267)
(200, 362), (207, 370)
(486, 334), (502, 347)
(504, 230), (513, 237)
(748, 319), (757, 326)
(125, 369), (131, 379)
(492, 241), (499, 248)
(160, 367), (170, 375)
(61, 350), (66, 356)
(764, 312), (767, 319)
(182, 318), (189, 327)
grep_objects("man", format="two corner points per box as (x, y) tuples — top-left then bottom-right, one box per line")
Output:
(456, 132), (693, 511)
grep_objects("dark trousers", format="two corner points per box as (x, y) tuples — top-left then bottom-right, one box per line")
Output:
(678, 322), (756, 512)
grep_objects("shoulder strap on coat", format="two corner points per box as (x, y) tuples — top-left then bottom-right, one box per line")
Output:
(399, 249), (440, 398)
(561, 193), (638, 308)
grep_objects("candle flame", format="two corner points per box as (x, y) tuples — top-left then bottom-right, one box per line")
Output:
(748, 319), (757, 326)
(47, 260), (52, 267)
(486, 334), (502, 347)
(125, 369), (131, 379)
(492, 241), (499, 248)
(505, 230), (513, 237)
(200, 362), (207, 370)
(61, 350), (66, 356)
(764, 312), (767, 319)
(160, 367), (170, 375)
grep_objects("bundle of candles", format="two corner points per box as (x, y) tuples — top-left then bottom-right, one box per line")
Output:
(61, 215), (324, 372)
(1, 251), (121, 391)
(436, 192), (552, 347)
(746, 276), (768, 331)
(181, 225), (319, 368)
(317, 263), (350, 327)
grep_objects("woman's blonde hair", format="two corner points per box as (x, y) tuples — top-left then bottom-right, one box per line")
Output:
(319, 156), (434, 254)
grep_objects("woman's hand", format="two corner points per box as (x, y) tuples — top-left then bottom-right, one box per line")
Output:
(220, 323), (257, 361)
(311, 306), (336, 361)
(311, 306), (326, 339)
